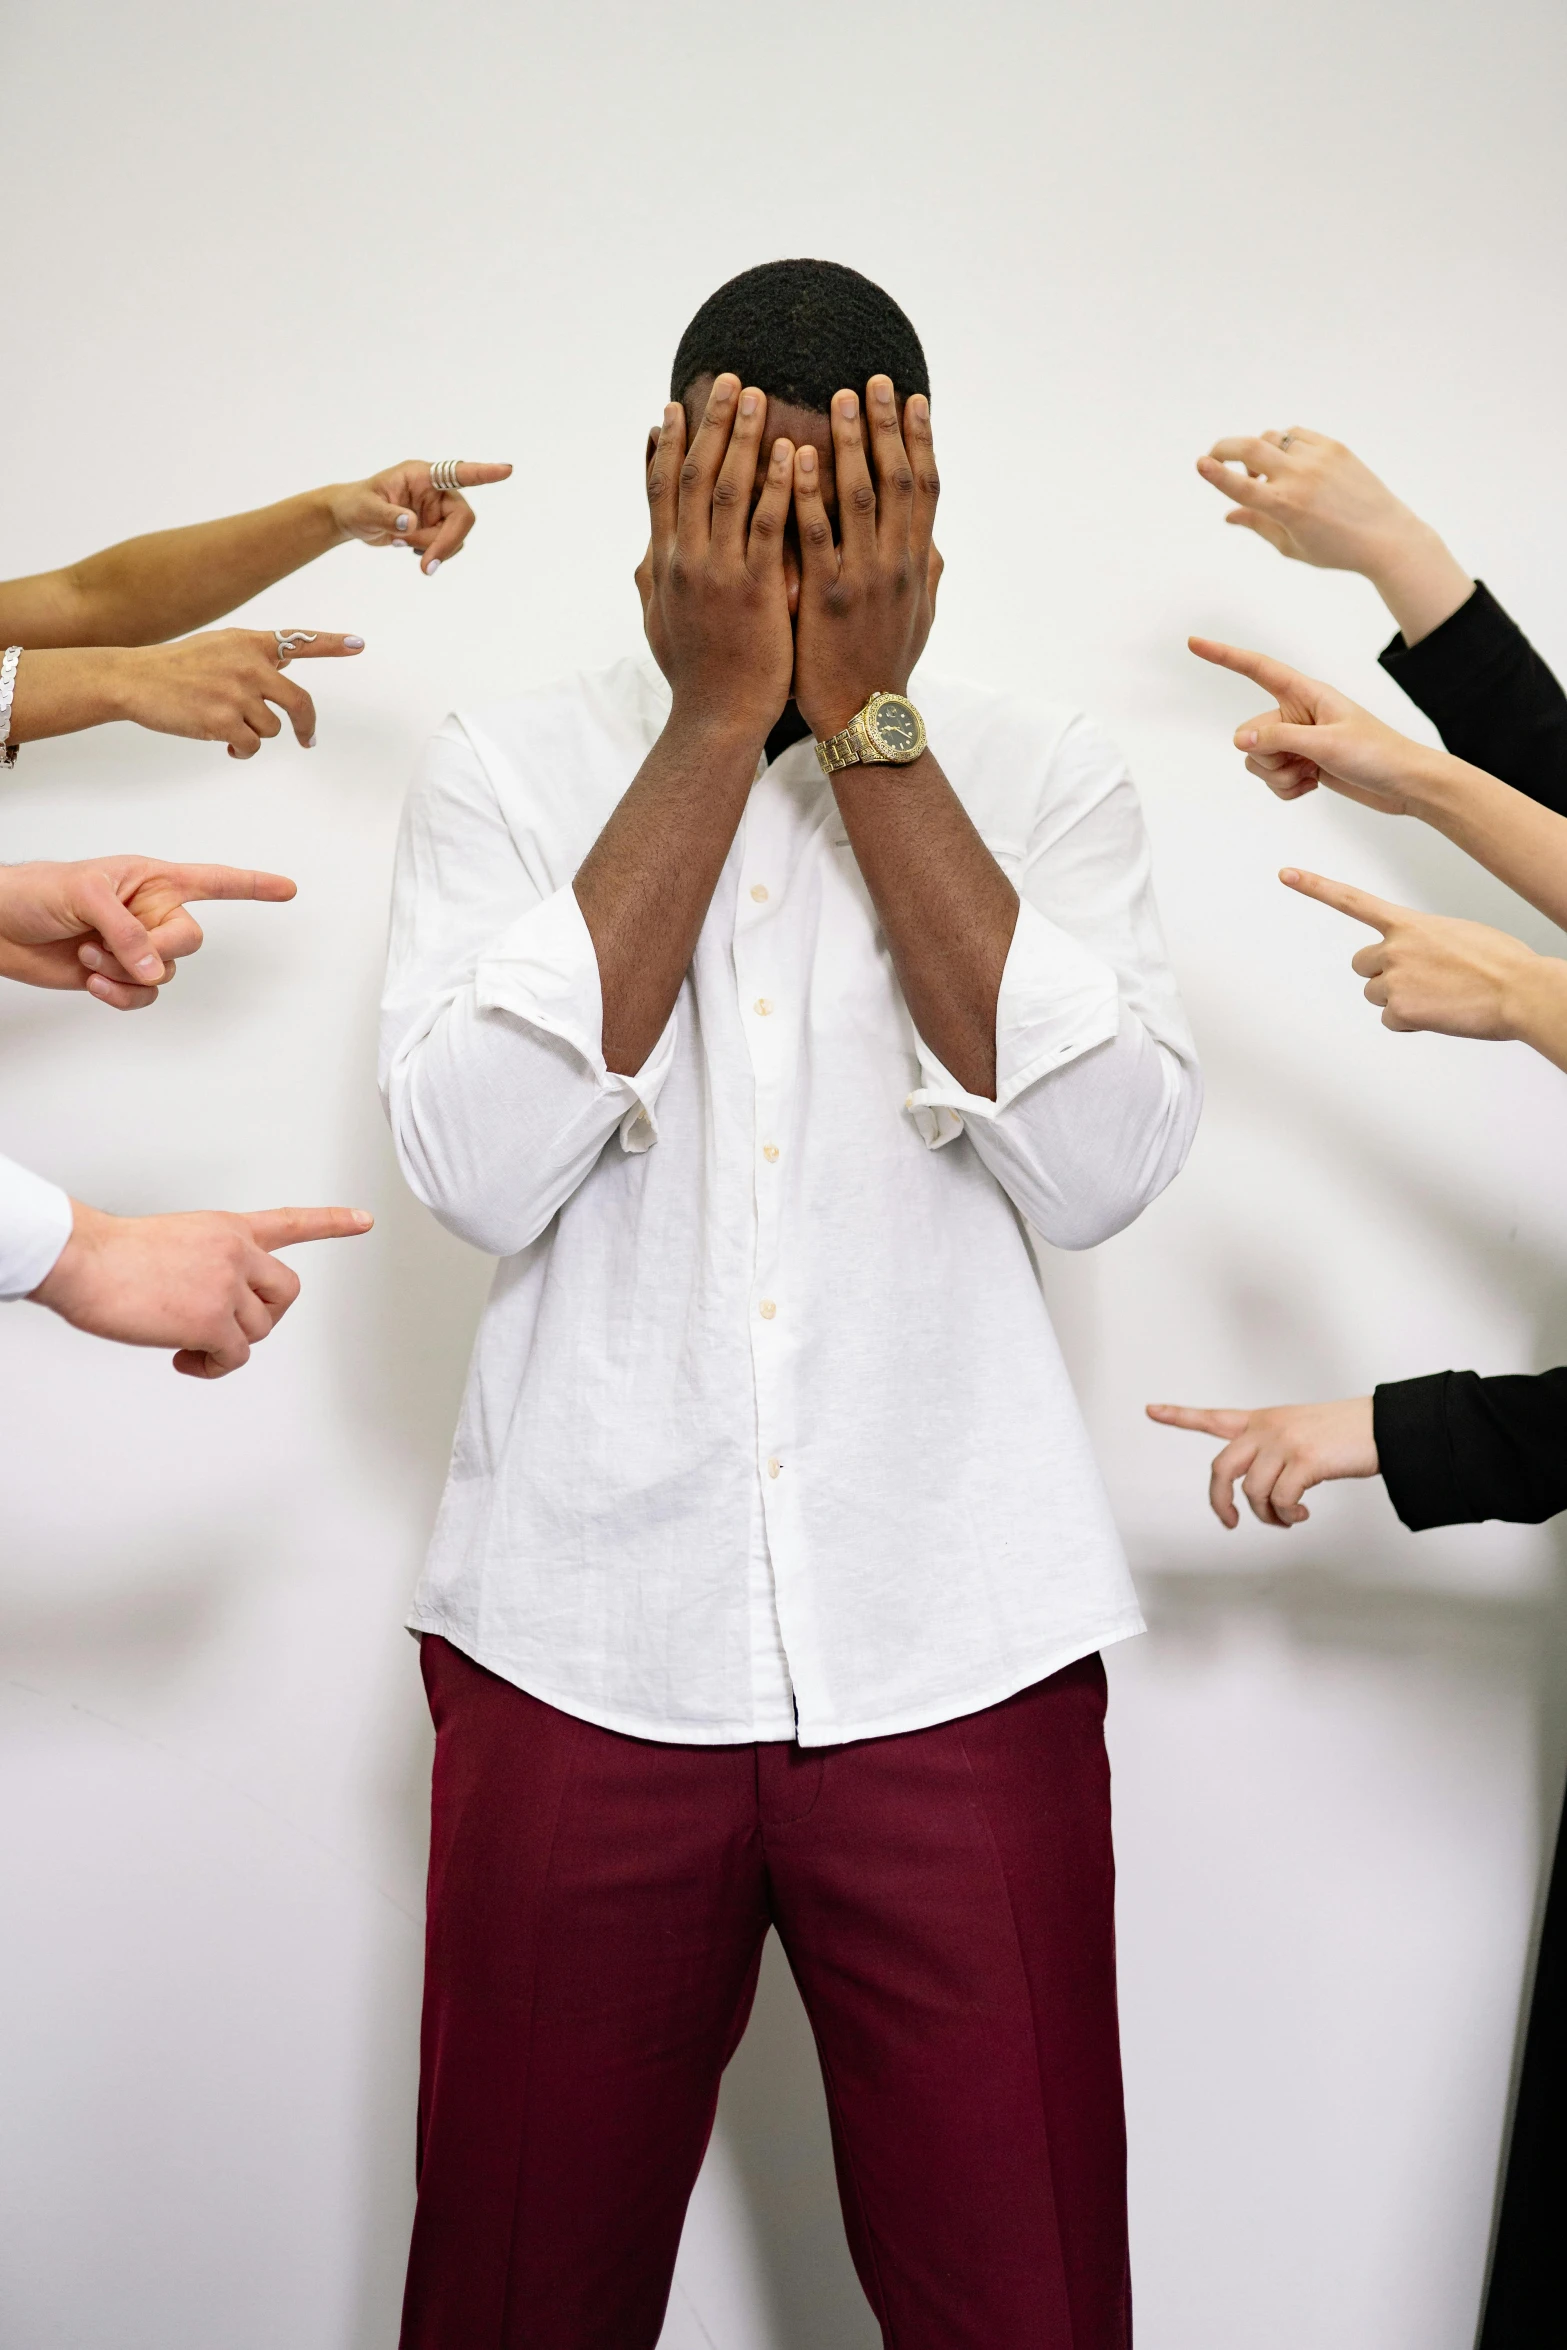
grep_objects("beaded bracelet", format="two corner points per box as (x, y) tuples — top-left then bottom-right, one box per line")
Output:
(0, 645), (20, 769)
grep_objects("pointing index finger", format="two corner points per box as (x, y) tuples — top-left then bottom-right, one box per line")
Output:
(244, 1205), (374, 1252)
(161, 865), (297, 905)
(1279, 868), (1400, 930)
(1188, 636), (1308, 702)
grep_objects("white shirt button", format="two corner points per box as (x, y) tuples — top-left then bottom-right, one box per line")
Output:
(766, 1456), (782, 1479)
(750, 883), (769, 903)
(754, 997), (772, 1017)
(759, 1299), (777, 1320)
(762, 1143), (780, 1163)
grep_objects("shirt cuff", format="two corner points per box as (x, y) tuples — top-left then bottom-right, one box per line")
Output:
(0, 1153), (74, 1300)
(472, 882), (677, 1152)
(905, 898), (1121, 1145)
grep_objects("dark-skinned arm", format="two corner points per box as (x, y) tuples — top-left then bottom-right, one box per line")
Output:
(793, 378), (1199, 1246)
(574, 375), (796, 1074)
(791, 380), (1014, 1097)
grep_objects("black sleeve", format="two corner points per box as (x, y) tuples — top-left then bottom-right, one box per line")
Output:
(1373, 1367), (1567, 1530)
(1379, 581), (1567, 815)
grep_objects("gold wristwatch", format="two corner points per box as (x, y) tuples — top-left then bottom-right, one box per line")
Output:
(813, 691), (928, 777)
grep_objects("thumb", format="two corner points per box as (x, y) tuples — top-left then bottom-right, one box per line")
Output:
(336, 485), (418, 542)
(244, 1205), (374, 1251)
(76, 871), (164, 982)
(1237, 717), (1323, 761)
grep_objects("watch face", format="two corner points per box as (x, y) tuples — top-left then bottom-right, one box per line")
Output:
(869, 695), (923, 757)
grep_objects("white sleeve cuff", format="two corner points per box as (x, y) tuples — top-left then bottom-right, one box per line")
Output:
(906, 897), (1122, 1146)
(472, 881), (677, 1152)
(0, 1154), (73, 1299)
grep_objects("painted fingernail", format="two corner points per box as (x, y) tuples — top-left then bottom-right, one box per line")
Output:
(424, 557), (442, 575)
(344, 635), (365, 649)
(395, 513), (412, 532)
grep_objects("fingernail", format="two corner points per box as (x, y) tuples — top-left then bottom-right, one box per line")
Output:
(1238, 729), (1257, 747)
(352, 1210), (373, 1228)
(664, 403), (680, 427)
(835, 391), (857, 419)
(136, 955), (162, 978)
(395, 513), (412, 532)
(307, 734), (318, 749)
(739, 391), (760, 417)
(1280, 868), (1300, 884)
(912, 395), (929, 422)
(424, 557), (442, 575)
(873, 379), (893, 405)
(344, 635), (365, 649)
(798, 447), (817, 474)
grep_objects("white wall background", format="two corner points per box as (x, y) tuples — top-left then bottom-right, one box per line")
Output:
(4, 1), (1566, 2343)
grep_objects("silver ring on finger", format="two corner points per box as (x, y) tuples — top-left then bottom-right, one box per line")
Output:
(1278, 432), (1294, 449)
(274, 628), (319, 664)
(429, 457), (465, 493)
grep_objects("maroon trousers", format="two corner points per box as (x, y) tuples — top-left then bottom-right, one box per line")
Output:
(402, 1637), (1130, 2350)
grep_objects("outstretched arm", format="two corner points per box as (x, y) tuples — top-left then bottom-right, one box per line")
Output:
(1195, 426), (1474, 647)
(1196, 427), (1567, 812)
(0, 855), (296, 1009)
(1191, 637), (1567, 934)
(1271, 866), (1567, 1075)
(1146, 1397), (1379, 1529)
(0, 458), (511, 648)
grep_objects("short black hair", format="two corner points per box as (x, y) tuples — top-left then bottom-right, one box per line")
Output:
(670, 259), (929, 416)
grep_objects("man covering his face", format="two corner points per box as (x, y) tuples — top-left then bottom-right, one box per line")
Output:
(380, 256), (1200, 2350)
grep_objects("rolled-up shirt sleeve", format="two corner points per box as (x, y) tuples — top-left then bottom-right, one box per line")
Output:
(381, 718), (674, 1258)
(908, 714), (1201, 1249)
(0, 1152), (73, 1299)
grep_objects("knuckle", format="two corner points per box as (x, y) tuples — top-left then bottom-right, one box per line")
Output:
(711, 476), (742, 508)
(646, 469), (673, 503)
(918, 466), (941, 498)
(803, 518), (834, 551)
(679, 457), (703, 490)
(890, 465), (914, 497)
(849, 483), (877, 517)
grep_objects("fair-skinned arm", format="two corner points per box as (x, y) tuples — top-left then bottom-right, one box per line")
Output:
(1275, 866), (1567, 1072)
(30, 1201), (372, 1378)
(791, 379), (1013, 1099)
(0, 459), (513, 649)
(1190, 638), (1567, 935)
(1145, 1396), (1378, 1528)
(575, 375), (796, 1074)
(1195, 427), (1473, 648)
(0, 856), (296, 1008)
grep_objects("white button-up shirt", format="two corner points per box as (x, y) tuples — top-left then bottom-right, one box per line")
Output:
(381, 658), (1200, 1746)
(0, 1153), (72, 1299)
